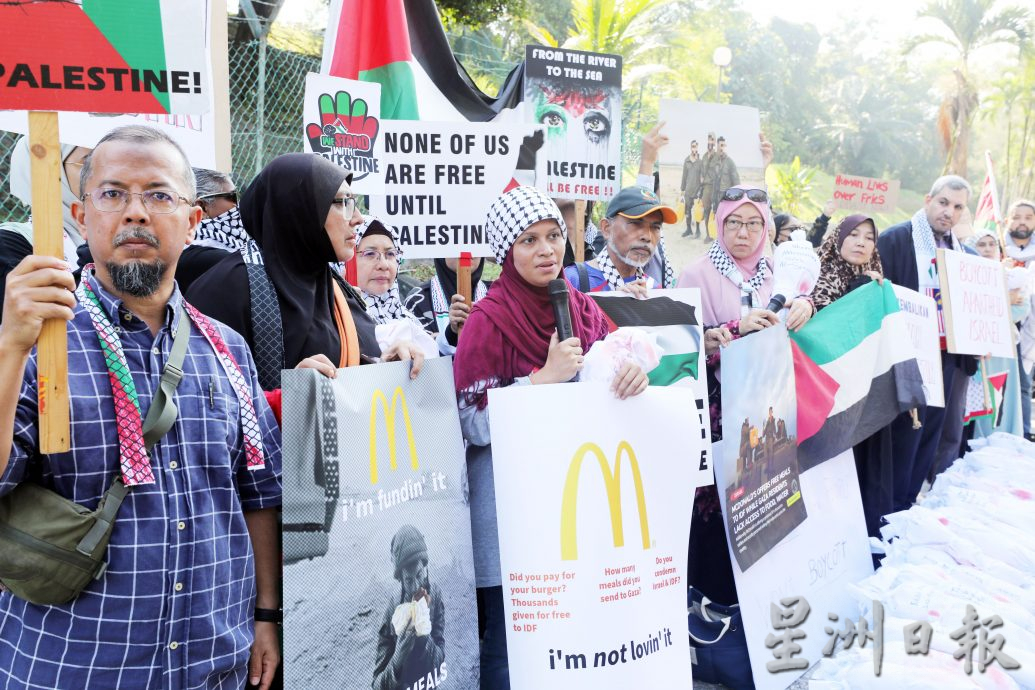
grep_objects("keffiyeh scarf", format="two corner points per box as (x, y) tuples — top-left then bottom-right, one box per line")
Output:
(912, 208), (961, 339)
(707, 239), (770, 316)
(485, 186), (567, 264)
(194, 207), (249, 252)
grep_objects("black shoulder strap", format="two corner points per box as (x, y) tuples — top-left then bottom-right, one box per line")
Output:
(576, 263), (590, 293)
(242, 245), (285, 391)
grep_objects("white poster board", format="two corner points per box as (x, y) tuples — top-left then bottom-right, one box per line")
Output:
(367, 120), (547, 259)
(938, 249), (1014, 359)
(301, 73), (384, 194)
(489, 383), (709, 689)
(892, 285), (945, 407)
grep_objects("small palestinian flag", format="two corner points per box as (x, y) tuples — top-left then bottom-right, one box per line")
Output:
(789, 281), (926, 471)
(964, 369), (1008, 426)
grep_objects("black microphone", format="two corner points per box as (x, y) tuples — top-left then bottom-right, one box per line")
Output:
(766, 293), (787, 313)
(548, 279), (574, 342)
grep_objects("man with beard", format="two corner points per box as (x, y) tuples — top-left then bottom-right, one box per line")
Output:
(0, 126), (283, 689)
(373, 525), (447, 690)
(562, 186), (676, 295)
(709, 137), (741, 220)
(877, 175), (977, 510)
(1003, 199), (1035, 441)
(679, 139), (704, 238)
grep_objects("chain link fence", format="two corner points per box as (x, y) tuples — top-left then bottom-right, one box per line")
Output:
(0, 40), (320, 222)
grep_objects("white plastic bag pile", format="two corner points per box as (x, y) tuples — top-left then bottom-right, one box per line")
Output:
(807, 433), (1035, 689)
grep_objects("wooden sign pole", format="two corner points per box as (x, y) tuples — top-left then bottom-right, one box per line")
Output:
(456, 251), (473, 336)
(28, 111), (70, 454)
(573, 200), (587, 263)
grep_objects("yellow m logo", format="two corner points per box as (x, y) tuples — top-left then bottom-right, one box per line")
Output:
(560, 441), (650, 561)
(368, 387), (419, 485)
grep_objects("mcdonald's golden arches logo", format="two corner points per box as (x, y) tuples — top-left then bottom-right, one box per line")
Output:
(560, 441), (650, 561)
(369, 387), (419, 485)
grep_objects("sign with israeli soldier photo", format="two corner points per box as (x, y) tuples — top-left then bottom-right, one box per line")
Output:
(0, 0), (211, 114)
(280, 358), (479, 690)
(367, 119), (548, 259)
(489, 382), (711, 689)
(302, 72), (385, 194)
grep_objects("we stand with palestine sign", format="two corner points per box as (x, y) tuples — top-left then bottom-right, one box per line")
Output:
(0, 1), (210, 115)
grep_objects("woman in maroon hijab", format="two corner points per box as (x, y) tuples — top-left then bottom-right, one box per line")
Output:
(453, 186), (648, 688)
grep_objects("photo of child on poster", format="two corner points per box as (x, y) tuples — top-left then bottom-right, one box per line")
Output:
(719, 326), (808, 572)
(524, 45), (622, 201)
(656, 99), (764, 240)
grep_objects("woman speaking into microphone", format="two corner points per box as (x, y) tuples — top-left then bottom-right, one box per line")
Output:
(452, 186), (648, 688)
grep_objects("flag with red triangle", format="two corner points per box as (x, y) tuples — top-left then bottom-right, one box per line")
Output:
(974, 151), (1002, 236)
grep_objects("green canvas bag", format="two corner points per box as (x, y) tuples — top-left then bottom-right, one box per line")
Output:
(0, 310), (190, 605)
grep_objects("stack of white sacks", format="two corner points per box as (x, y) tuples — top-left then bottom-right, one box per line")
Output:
(807, 433), (1035, 690)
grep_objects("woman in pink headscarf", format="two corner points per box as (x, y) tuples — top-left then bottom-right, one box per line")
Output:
(675, 186), (814, 613)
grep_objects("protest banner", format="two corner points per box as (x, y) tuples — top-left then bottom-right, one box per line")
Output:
(367, 120), (546, 259)
(523, 46), (622, 202)
(302, 73), (385, 194)
(281, 359), (479, 690)
(489, 382), (709, 689)
(937, 249), (1015, 359)
(591, 289), (712, 487)
(892, 285), (945, 407)
(720, 326), (808, 572)
(831, 173), (901, 214)
(656, 100), (763, 239)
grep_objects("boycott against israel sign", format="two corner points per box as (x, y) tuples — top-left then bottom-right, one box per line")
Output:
(0, 0), (210, 114)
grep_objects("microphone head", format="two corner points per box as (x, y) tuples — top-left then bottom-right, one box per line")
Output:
(766, 294), (787, 313)
(548, 279), (570, 297)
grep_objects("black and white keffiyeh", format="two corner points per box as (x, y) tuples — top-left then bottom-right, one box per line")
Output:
(355, 215), (425, 327)
(707, 239), (770, 314)
(485, 186), (567, 264)
(194, 207), (249, 252)
(598, 242), (643, 291)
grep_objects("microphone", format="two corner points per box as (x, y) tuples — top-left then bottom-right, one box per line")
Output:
(766, 294), (787, 313)
(548, 279), (574, 342)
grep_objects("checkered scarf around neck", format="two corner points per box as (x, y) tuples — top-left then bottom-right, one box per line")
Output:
(597, 233), (642, 290)
(76, 267), (265, 486)
(193, 206), (249, 251)
(355, 215), (422, 326)
(707, 237), (769, 311)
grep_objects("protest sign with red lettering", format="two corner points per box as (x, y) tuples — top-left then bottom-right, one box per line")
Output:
(0, 0), (210, 115)
(938, 249), (1014, 359)
(832, 173), (900, 213)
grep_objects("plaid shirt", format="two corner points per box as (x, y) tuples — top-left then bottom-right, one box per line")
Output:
(0, 280), (282, 690)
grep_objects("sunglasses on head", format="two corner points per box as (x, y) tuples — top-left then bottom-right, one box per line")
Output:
(721, 188), (768, 204)
(197, 191), (239, 205)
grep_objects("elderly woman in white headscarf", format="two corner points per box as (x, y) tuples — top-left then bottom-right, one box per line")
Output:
(0, 138), (91, 308)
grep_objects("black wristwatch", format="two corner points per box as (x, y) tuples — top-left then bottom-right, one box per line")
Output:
(255, 607), (282, 624)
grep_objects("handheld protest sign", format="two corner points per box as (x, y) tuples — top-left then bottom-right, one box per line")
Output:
(456, 252), (473, 336)
(937, 248), (1014, 358)
(573, 199), (586, 263)
(29, 112), (70, 453)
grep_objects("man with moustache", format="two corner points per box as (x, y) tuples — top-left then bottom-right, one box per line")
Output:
(877, 175), (977, 511)
(0, 125), (283, 690)
(1003, 199), (1035, 441)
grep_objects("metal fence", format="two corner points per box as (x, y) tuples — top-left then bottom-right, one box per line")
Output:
(0, 40), (320, 222)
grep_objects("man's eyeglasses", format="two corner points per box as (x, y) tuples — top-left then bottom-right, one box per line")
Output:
(83, 188), (189, 215)
(197, 191), (239, 205)
(331, 195), (358, 217)
(724, 218), (766, 234)
(721, 188), (769, 204)
(358, 248), (401, 263)
(781, 225), (807, 233)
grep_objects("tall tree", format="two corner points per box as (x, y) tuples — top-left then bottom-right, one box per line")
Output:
(904, 0), (1030, 177)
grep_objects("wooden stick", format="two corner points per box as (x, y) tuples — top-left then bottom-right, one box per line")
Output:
(456, 252), (472, 336)
(209, 0), (233, 172)
(28, 111), (70, 454)
(573, 200), (586, 263)
(980, 356), (991, 411)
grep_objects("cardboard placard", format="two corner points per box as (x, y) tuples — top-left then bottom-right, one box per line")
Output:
(524, 46), (622, 201)
(832, 174), (900, 214)
(937, 249), (1014, 359)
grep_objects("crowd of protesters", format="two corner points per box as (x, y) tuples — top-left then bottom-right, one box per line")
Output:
(0, 120), (1031, 690)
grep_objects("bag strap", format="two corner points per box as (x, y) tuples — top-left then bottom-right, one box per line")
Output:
(77, 308), (192, 557)
(576, 263), (590, 293)
(687, 592), (736, 646)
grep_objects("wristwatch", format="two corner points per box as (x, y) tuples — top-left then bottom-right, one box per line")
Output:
(255, 607), (282, 624)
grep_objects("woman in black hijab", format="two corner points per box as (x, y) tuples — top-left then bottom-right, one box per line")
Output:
(407, 256), (489, 355)
(188, 153), (423, 403)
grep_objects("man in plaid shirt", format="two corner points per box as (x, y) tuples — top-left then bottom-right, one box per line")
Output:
(0, 125), (282, 690)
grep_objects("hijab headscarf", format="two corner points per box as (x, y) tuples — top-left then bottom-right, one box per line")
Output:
(3, 136), (85, 265)
(354, 215), (424, 326)
(676, 187), (773, 324)
(453, 186), (608, 408)
(812, 214), (882, 310)
(238, 152), (351, 368)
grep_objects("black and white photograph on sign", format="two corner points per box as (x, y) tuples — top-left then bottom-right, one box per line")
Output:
(720, 326), (808, 573)
(524, 45), (622, 201)
(280, 359), (478, 690)
(656, 99), (763, 241)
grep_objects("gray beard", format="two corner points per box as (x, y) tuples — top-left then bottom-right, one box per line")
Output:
(106, 260), (167, 297)
(607, 237), (652, 269)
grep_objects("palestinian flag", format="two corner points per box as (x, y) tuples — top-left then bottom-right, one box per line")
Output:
(589, 295), (701, 386)
(322, 0), (522, 121)
(789, 281), (926, 471)
(964, 369), (1008, 426)
(0, 0), (209, 115)
(973, 151), (1002, 236)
